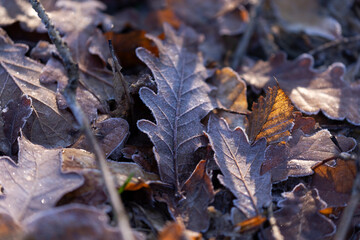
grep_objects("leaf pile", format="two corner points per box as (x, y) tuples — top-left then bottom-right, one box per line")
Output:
(0, 0), (360, 239)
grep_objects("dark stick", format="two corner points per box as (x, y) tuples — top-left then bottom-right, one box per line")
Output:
(28, 1), (134, 239)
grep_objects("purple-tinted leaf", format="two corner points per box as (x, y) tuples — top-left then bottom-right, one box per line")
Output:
(205, 116), (271, 218)
(0, 136), (83, 222)
(266, 183), (336, 239)
(262, 129), (356, 182)
(136, 24), (214, 191)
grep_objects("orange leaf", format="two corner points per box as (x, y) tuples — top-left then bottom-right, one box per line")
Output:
(158, 222), (202, 240)
(247, 85), (295, 144)
(236, 215), (266, 233)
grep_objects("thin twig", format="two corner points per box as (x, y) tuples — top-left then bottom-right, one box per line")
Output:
(28, 1), (134, 239)
(268, 202), (284, 240)
(108, 40), (135, 126)
(231, 0), (264, 69)
(308, 35), (360, 55)
(334, 144), (360, 240)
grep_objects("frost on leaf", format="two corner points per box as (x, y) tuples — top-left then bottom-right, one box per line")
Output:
(0, 28), (78, 148)
(247, 85), (295, 145)
(262, 129), (356, 182)
(0, 136), (83, 222)
(266, 183), (336, 239)
(205, 116), (271, 218)
(136, 24), (214, 191)
(240, 53), (360, 125)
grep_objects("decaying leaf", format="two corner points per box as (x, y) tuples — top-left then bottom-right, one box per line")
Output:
(158, 221), (201, 240)
(311, 159), (356, 207)
(1, 95), (32, 156)
(247, 85), (295, 145)
(205, 116), (271, 218)
(262, 129), (356, 182)
(240, 53), (360, 125)
(272, 0), (342, 40)
(0, 136), (84, 222)
(24, 204), (124, 240)
(136, 24), (214, 191)
(292, 111), (316, 134)
(0, 28), (78, 148)
(172, 160), (214, 232)
(266, 183), (336, 239)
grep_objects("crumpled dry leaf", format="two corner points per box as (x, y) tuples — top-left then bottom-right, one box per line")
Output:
(0, 136), (84, 222)
(136, 24), (214, 191)
(0, 0), (41, 31)
(205, 116), (271, 218)
(272, 0), (342, 40)
(311, 159), (356, 207)
(23, 204), (125, 240)
(247, 85), (295, 145)
(72, 117), (129, 158)
(292, 111), (316, 134)
(240, 53), (360, 125)
(262, 129), (356, 182)
(0, 28), (78, 148)
(266, 183), (336, 239)
(171, 160), (214, 232)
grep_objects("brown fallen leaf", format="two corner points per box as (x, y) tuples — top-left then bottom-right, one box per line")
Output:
(311, 159), (356, 207)
(136, 23), (214, 191)
(0, 136), (84, 222)
(72, 117), (129, 158)
(240, 53), (360, 125)
(0, 213), (23, 240)
(262, 129), (356, 182)
(205, 115), (272, 218)
(272, 0), (342, 40)
(247, 85), (295, 145)
(145, 8), (182, 34)
(23, 204), (126, 240)
(105, 30), (159, 68)
(236, 215), (266, 233)
(158, 221), (202, 240)
(292, 111), (316, 134)
(0, 28), (78, 148)
(266, 183), (336, 239)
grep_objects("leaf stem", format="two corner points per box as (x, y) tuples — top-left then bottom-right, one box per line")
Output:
(28, 1), (134, 239)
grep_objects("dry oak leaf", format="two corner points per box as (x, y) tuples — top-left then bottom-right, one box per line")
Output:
(23, 204), (132, 240)
(262, 129), (356, 182)
(272, 0), (341, 40)
(0, 136), (83, 223)
(266, 183), (336, 240)
(240, 53), (360, 125)
(247, 85), (295, 145)
(205, 115), (271, 218)
(0, 28), (78, 148)
(136, 24), (214, 192)
(311, 159), (356, 207)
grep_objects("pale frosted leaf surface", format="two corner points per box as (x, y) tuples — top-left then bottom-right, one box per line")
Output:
(136, 24), (214, 189)
(205, 116), (271, 217)
(241, 53), (360, 125)
(266, 183), (336, 239)
(262, 129), (356, 182)
(0, 29), (78, 147)
(0, 136), (83, 222)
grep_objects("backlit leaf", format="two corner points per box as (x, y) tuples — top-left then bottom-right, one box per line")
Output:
(247, 85), (295, 145)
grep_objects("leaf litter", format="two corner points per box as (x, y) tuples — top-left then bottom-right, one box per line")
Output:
(0, 0), (360, 239)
